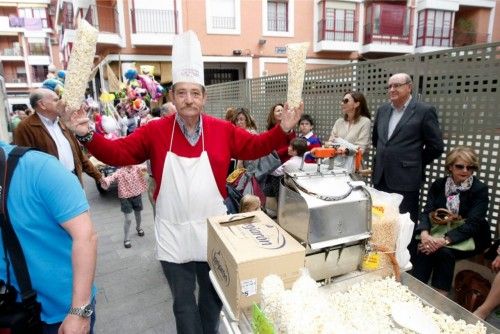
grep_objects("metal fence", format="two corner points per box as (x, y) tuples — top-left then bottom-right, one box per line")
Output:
(205, 42), (500, 239)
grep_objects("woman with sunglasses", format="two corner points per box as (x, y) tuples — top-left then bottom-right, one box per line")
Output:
(327, 91), (371, 171)
(411, 146), (492, 295)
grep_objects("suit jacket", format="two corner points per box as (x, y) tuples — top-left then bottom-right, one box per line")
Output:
(371, 98), (444, 191)
(415, 177), (491, 252)
(13, 113), (101, 184)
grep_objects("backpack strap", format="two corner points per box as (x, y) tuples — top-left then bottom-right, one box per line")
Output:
(0, 146), (38, 305)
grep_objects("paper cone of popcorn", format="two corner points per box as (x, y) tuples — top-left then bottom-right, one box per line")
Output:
(172, 30), (204, 86)
(62, 18), (98, 110)
(286, 42), (309, 108)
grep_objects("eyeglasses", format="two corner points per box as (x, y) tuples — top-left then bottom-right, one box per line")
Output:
(453, 164), (477, 171)
(386, 82), (409, 90)
(341, 98), (350, 104)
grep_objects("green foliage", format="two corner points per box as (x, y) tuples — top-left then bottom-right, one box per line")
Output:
(455, 18), (475, 33)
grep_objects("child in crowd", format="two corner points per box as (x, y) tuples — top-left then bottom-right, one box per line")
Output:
(240, 194), (262, 213)
(271, 138), (309, 176)
(298, 114), (322, 163)
(101, 164), (148, 248)
(263, 138), (308, 204)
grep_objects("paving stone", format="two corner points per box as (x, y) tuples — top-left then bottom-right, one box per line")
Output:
(82, 175), (174, 333)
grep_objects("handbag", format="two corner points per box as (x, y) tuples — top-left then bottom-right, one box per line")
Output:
(427, 208), (475, 251)
(0, 147), (43, 333)
(454, 270), (491, 312)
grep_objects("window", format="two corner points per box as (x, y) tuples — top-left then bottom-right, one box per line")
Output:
(31, 65), (48, 83)
(324, 8), (355, 41)
(62, 2), (74, 29)
(368, 3), (407, 36)
(27, 38), (48, 56)
(206, 0), (240, 34)
(268, 0), (288, 32)
(416, 9), (453, 47)
(18, 7), (48, 28)
(263, 0), (294, 37)
(16, 66), (27, 83)
(365, 2), (411, 44)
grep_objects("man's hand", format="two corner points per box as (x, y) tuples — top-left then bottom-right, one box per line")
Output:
(280, 101), (304, 133)
(58, 315), (90, 334)
(59, 100), (90, 136)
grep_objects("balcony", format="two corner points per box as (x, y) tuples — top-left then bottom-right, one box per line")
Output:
(86, 5), (119, 34)
(361, 3), (414, 54)
(60, 1), (75, 30)
(364, 22), (412, 44)
(85, 4), (121, 45)
(315, 18), (359, 52)
(0, 45), (23, 60)
(453, 31), (489, 47)
(4, 74), (28, 88)
(130, 9), (178, 46)
(27, 43), (49, 56)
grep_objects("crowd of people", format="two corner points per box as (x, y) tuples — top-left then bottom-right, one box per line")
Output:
(0, 31), (498, 334)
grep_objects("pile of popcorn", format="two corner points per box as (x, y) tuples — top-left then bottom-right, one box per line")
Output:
(62, 18), (98, 110)
(286, 42), (308, 109)
(261, 273), (487, 334)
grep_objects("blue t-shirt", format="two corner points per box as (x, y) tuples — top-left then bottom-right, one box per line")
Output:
(0, 143), (94, 324)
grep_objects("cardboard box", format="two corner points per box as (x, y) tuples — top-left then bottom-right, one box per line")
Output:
(207, 211), (305, 318)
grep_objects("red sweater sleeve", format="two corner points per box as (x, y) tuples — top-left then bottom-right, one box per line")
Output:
(86, 114), (290, 199)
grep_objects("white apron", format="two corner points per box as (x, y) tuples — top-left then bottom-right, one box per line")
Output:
(154, 119), (227, 263)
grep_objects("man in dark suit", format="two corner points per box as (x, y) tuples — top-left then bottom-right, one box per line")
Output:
(372, 73), (444, 224)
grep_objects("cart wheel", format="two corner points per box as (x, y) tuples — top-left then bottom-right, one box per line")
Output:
(96, 180), (107, 195)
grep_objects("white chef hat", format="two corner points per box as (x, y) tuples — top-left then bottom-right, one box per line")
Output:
(172, 31), (204, 86)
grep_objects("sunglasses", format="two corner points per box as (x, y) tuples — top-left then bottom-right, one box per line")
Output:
(386, 82), (409, 90)
(341, 98), (350, 104)
(453, 164), (477, 171)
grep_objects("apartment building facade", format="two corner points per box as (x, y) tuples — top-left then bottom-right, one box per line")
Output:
(29, 0), (500, 101)
(0, 0), (60, 111)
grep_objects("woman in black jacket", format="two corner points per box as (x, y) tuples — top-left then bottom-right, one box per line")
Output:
(411, 146), (491, 294)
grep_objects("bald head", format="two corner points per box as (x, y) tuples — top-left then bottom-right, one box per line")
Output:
(389, 73), (412, 85)
(30, 88), (60, 120)
(387, 73), (413, 108)
(30, 88), (54, 110)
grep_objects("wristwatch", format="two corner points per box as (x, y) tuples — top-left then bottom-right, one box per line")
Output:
(69, 303), (93, 318)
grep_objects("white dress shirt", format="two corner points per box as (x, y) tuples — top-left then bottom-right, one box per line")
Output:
(38, 113), (75, 172)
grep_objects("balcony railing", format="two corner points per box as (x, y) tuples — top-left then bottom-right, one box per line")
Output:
(8, 15), (48, 29)
(453, 31), (489, 47)
(211, 16), (235, 29)
(131, 9), (177, 34)
(3, 74), (27, 84)
(364, 23), (413, 45)
(61, 2), (75, 30)
(317, 19), (358, 42)
(86, 5), (119, 34)
(268, 18), (288, 32)
(27, 43), (50, 56)
(0, 46), (23, 56)
(416, 26), (452, 47)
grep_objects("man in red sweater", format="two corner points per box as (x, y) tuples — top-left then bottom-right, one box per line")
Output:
(64, 31), (301, 334)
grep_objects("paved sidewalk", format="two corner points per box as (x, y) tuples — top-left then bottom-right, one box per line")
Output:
(84, 175), (176, 333)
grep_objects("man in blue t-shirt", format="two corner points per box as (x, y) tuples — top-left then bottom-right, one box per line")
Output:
(0, 141), (98, 334)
